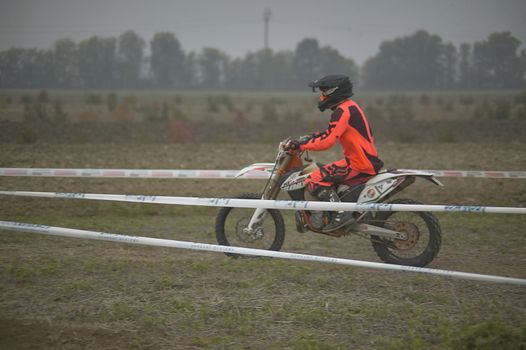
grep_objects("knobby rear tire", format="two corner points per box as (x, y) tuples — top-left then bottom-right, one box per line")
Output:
(370, 198), (442, 267)
(215, 193), (286, 258)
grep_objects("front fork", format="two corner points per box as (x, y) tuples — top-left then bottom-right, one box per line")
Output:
(245, 205), (268, 233)
(245, 164), (286, 234)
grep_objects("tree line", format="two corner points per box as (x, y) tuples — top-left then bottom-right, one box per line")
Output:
(0, 30), (524, 90)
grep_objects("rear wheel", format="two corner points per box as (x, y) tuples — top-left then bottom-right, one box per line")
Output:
(370, 198), (442, 267)
(215, 193), (285, 258)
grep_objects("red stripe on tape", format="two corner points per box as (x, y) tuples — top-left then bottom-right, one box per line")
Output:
(54, 170), (77, 176)
(151, 171), (173, 177)
(442, 171), (464, 177)
(103, 171), (126, 177)
(485, 172), (504, 178)
(5, 169), (28, 175)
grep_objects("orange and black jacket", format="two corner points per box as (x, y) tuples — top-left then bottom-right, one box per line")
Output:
(299, 99), (383, 174)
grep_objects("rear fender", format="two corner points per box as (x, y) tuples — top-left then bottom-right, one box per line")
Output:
(357, 170), (443, 204)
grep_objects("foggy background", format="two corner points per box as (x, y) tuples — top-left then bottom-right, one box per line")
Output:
(2, 0), (525, 65)
(0, 0), (525, 90)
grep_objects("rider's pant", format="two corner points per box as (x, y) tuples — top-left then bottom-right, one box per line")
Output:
(305, 157), (374, 196)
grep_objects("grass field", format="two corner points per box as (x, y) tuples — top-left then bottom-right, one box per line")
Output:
(1, 90), (526, 349)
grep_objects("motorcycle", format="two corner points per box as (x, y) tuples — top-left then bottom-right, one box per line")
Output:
(215, 138), (443, 267)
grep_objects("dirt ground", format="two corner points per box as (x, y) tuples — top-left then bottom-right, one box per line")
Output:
(1, 141), (525, 349)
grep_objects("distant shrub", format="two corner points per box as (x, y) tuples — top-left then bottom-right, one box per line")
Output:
(458, 95), (475, 108)
(23, 101), (49, 123)
(52, 98), (68, 123)
(471, 106), (484, 119)
(443, 102), (455, 112)
(141, 103), (160, 122)
(112, 104), (133, 122)
(516, 105), (526, 120)
(160, 101), (170, 121)
(36, 102), (50, 122)
(171, 107), (187, 121)
(84, 93), (103, 105)
(513, 90), (526, 105)
(106, 93), (118, 112)
(207, 95), (220, 113)
(479, 99), (493, 119)
(419, 93), (431, 108)
(365, 105), (384, 121)
(234, 109), (247, 123)
(284, 108), (303, 122)
(20, 129), (38, 144)
(37, 90), (50, 104)
(20, 95), (32, 104)
(389, 94), (412, 106)
(218, 93), (234, 111)
(244, 103), (253, 113)
(173, 94), (183, 104)
(261, 103), (279, 123)
(167, 118), (192, 143)
(388, 106), (414, 121)
(438, 130), (456, 143)
(122, 95), (137, 109)
(267, 96), (285, 105)
(493, 99), (511, 120)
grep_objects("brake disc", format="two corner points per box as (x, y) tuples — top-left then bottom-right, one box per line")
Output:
(389, 222), (420, 250)
(236, 217), (263, 243)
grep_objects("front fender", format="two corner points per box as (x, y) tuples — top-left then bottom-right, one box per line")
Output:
(235, 163), (274, 178)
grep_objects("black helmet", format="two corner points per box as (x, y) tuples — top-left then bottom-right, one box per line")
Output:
(308, 74), (354, 112)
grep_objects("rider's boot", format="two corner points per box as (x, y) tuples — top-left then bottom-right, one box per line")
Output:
(309, 188), (354, 232)
(315, 188), (355, 233)
(306, 187), (325, 230)
(309, 210), (325, 231)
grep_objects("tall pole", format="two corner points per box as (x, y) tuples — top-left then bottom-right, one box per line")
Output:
(263, 8), (272, 50)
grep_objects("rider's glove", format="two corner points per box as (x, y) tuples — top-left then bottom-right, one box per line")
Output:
(284, 139), (301, 151)
(298, 134), (313, 144)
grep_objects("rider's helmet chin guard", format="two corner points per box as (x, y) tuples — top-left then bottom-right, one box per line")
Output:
(309, 74), (354, 112)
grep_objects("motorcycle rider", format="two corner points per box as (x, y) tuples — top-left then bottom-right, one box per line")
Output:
(284, 74), (383, 232)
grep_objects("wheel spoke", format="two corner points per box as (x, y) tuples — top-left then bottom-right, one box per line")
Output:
(384, 213), (429, 258)
(370, 199), (442, 267)
(215, 193), (285, 257)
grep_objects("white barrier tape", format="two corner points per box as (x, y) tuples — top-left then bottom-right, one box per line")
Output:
(0, 168), (255, 179)
(0, 168), (524, 179)
(1, 190), (525, 214)
(399, 169), (526, 179)
(1, 220), (524, 286)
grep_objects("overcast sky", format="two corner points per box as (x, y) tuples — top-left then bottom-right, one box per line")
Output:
(1, 0), (525, 65)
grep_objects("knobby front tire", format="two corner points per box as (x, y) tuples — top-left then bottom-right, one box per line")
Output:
(215, 193), (286, 258)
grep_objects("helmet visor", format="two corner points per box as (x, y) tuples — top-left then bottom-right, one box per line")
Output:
(320, 86), (338, 96)
(309, 81), (338, 96)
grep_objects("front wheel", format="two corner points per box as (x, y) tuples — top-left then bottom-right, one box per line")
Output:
(370, 198), (442, 267)
(215, 193), (286, 258)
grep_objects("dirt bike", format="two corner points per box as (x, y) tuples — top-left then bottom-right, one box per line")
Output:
(215, 138), (443, 267)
